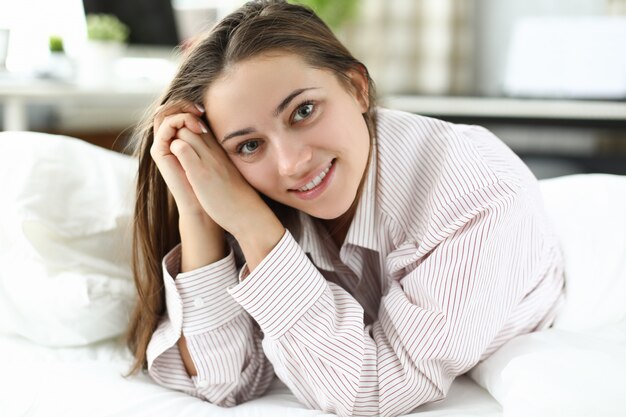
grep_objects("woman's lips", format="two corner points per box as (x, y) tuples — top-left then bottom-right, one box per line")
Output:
(289, 159), (336, 200)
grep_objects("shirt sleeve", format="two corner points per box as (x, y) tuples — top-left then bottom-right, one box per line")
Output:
(227, 181), (564, 417)
(146, 244), (275, 406)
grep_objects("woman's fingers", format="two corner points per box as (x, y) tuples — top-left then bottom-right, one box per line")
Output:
(169, 135), (202, 171)
(154, 100), (204, 134)
(149, 104), (228, 218)
(150, 111), (209, 216)
(175, 126), (224, 163)
(152, 113), (210, 158)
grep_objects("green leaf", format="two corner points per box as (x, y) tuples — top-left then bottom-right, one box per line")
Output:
(86, 14), (130, 43)
(49, 35), (64, 53)
(291, 0), (359, 30)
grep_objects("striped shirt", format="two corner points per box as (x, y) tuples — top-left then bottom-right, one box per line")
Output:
(146, 108), (565, 417)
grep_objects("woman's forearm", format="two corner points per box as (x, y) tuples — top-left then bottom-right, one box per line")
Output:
(177, 213), (226, 377)
(179, 213), (226, 273)
(175, 207), (282, 378)
(233, 208), (285, 273)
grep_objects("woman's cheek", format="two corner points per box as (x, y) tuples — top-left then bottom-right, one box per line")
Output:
(237, 165), (266, 192)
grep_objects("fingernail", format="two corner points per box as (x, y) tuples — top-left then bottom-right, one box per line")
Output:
(199, 121), (208, 134)
(195, 103), (205, 113)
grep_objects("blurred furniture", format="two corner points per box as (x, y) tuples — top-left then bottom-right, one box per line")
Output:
(0, 28), (9, 70)
(0, 76), (161, 132)
(503, 17), (626, 99)
(0, 51), (175, 152)
(383, 95), (626, 122)
(384, 95), (626, 177)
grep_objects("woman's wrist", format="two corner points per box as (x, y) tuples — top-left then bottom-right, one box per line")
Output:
(179, 212), (227, 273)
(233, 207), (285, 273)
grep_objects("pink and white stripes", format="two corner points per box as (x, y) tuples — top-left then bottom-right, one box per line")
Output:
(146, 108), (565, 416)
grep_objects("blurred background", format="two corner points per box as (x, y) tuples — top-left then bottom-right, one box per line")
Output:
(0, 0), (625, 179)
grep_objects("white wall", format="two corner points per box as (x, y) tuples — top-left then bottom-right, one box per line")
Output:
(474, 0), (605, 96)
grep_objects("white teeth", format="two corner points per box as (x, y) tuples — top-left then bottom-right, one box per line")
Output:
(297, 162), (332, 192)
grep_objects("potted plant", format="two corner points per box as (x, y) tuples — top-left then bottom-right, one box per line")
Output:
(39, 35), (74, 80)
(49, 35), (65, 54)
(78, 13), (130, 86)
(86, 14), (130, 44)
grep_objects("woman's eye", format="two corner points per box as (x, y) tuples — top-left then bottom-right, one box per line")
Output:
(293, 102), (314, 122)
(237, 140), (260, 156)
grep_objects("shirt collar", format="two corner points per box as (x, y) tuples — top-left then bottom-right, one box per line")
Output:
(298, 146), (379, 269)
(298, 211), (336, 271)
(344, 145), (379, 252)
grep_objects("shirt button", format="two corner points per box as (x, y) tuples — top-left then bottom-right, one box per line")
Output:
(193, 297), (205, 308)
(197, 379), (209, 388)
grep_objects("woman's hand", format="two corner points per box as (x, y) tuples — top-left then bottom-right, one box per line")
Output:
(150, 101), (207, 217)
(151, 101), (284, 271)
(176, 123), (285, 271)
(168, 123), (272, 238)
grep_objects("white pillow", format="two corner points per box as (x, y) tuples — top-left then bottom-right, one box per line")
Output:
(538, 174), (626, 330)
(469, 322), (626, 417)
(0, 132), (137, 346)
(468, 174), (626, 416)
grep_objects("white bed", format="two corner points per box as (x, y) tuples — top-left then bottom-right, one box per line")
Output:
(0, 333), (502, 417)
(1, 132), (625, 417)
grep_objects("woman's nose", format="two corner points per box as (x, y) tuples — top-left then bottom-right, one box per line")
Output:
(276, 140), (312, 177)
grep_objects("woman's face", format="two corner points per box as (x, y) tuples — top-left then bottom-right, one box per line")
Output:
(204, 52), (370, 220)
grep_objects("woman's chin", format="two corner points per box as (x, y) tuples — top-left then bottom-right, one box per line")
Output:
(304, 202), (354, 221)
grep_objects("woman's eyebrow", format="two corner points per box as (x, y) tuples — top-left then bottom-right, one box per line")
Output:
(221, 87), (319, 144)
(221, 127), (255, 144)
(273, 87), (318, 117)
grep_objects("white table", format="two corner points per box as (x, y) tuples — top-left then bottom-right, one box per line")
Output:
(0, 75), (163, 131)
(382, 95), (626, 122)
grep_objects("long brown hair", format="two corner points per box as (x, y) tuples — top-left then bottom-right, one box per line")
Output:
(125, 0), (378, 375)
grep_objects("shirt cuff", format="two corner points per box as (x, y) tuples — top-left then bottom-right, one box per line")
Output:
(162, 244), (246, 336)
(227, 230), (327, 339)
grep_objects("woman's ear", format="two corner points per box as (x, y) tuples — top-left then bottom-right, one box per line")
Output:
(345, 66), (369, 113)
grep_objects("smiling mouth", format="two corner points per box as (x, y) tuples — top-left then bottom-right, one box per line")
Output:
(289, 159), (335, 193)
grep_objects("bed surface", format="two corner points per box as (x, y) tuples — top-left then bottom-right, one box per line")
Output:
(0, 333), (501, 417)
(2, 134), (626, 417)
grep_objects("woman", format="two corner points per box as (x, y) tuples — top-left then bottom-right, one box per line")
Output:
(126, 1), (565, 416)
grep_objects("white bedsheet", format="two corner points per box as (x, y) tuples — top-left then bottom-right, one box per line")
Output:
(0, 332), (501, 417)
(1, 135), (624, 417)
